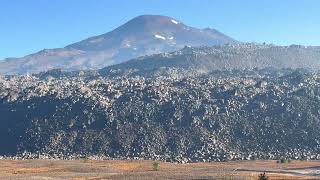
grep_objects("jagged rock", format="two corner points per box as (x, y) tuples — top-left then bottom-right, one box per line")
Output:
(0, 68), (320, 162)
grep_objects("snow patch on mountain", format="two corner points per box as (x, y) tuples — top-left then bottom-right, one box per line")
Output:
(171, 19), (179, 24)
(154, 34), (166, 40)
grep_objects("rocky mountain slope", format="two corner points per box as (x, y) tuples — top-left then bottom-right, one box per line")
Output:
(1, 68), (320, 162)
(0, 15), (236, 75)
(100, 43), (320, 76)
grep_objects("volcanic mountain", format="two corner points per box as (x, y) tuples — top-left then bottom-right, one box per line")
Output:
(0, 15), (236, 75)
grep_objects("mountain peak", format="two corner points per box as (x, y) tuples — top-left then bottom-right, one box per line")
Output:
(0, 15), (236, 75)
(66, 14), (235, 51)
(129, 14), (181, 25)
(132, 14), (178, 20)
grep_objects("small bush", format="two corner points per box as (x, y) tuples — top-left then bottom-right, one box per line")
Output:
(48, 161), (55, 167)
(152, 161), (160, 171)
(258, 172), (269, 180)
(277, 157), (291, 164)
(80, 156), (89, 163)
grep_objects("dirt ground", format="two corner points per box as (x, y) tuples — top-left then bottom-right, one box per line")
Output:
(0, 159), (320, 179)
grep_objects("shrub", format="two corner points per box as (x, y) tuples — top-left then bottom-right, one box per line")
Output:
(152, 161), (160, 171)
(258, 172), (269, 180)
(277, 157), (291, 164)
(80, 156), (89, 163)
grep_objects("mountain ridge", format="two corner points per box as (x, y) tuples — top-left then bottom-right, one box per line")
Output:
(0, 15), (236, 75)
(98, 43), (320, 77)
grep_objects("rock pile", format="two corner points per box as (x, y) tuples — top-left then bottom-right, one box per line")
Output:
(1, 68), (320, 162)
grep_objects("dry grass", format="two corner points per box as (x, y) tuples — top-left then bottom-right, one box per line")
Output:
(0, 159), (319, 179)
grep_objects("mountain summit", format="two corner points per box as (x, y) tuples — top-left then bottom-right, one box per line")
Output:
(66, 15), (235, 51)
(0, 15), (236, 75)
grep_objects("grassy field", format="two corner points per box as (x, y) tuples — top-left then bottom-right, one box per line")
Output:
(0, 159), (319, 179)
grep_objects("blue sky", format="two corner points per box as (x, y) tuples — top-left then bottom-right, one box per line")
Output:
(0, 0), (319, 59)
